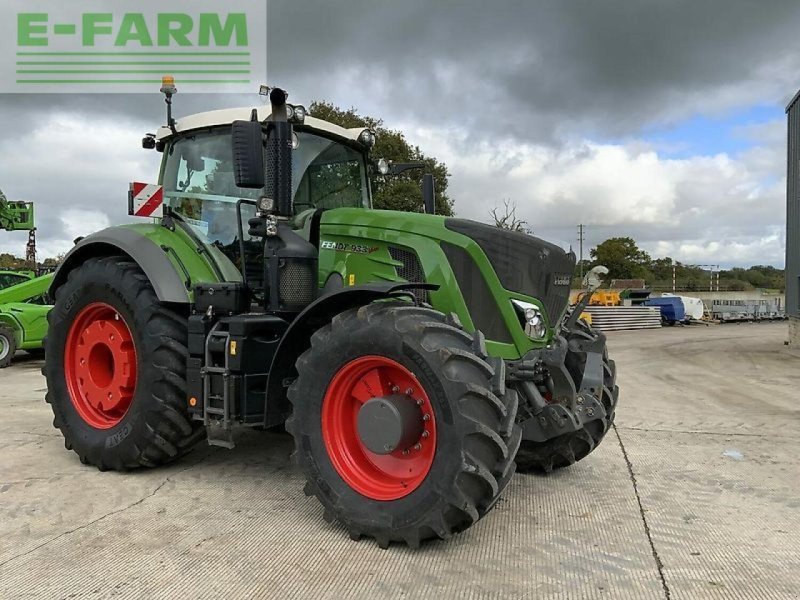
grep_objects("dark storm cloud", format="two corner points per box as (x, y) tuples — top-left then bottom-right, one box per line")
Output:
(2, 0), (798, 141)
(0, 0), (795, 266)
(268, 0), (800, 140)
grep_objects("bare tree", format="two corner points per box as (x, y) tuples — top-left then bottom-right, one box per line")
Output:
(490, 199), (531, 234)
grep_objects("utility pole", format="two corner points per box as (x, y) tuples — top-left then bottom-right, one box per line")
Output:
(577, 224), (585, 281)
(695, 264), (720, 293)
(672, 262), (676, 292)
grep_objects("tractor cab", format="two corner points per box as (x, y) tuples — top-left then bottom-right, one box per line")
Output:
(153, 104), (375, 249)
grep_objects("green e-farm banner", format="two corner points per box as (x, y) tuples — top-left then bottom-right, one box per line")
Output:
(0, 0), (267, 93)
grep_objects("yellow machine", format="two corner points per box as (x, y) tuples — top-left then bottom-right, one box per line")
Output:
(570, 289), (622, 307)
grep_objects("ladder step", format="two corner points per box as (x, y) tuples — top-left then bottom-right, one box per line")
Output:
(203, 367), (228, 375)
(206, 425), (235, 449)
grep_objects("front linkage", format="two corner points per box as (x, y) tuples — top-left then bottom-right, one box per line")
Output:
(506, 273), (620, 472)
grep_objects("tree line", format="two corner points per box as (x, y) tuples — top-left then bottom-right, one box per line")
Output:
(582, 237), (785, 292)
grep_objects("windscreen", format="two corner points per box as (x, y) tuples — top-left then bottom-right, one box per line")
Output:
(161, 127), (370, 246)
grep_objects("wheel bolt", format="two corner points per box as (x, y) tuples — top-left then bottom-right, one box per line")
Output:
(402, 449), (409, 455)
(577, 397), (584, 405)
(405, 388), (414, 395)
(423, 414), (430, 421)
(391, 385), (399, 393)
(422, 431), (430, 438)
(414, 443), (422, 451)
(416, 399), (423, 406)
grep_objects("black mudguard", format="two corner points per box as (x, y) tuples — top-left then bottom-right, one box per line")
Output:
(263, 282), (438, 427)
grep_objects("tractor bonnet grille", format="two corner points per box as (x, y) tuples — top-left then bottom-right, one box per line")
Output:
(445, 219), (576, 326)
(388, 246), (428, 303)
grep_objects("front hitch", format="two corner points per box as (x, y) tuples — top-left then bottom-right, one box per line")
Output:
(507, 323), (609, 443)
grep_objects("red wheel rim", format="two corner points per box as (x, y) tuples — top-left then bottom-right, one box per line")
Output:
(64, 302), (137, 429)
(322, 356), (437, 501)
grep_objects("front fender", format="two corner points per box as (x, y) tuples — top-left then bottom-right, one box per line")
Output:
(50, 224), (228, 303)
(264, 282), (438, 426)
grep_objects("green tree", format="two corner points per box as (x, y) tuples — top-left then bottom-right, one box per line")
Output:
(590, 237), (651, 280)
(308, 101), (454, 216)
(0, 253), (28, 269)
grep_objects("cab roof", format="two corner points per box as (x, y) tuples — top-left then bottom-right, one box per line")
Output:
(155, 106), (368, 144)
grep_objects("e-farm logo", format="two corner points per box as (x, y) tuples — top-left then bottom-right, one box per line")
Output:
(0, 1), (266, 93)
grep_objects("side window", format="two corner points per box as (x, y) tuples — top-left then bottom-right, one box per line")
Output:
(0, 273), (25, 289)
(307, 160), (363, 210)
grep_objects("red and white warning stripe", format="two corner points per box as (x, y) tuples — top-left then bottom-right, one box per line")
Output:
(129, 182), (164, 217)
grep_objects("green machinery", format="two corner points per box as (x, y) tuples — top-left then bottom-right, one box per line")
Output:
(0, 190), (35, 231)
(43, 82), (618, 548)
(0, 190), (51, 367)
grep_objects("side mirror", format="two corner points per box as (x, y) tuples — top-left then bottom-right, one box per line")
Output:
(583, 266), (609, 292)
(231, 119), (265, 189)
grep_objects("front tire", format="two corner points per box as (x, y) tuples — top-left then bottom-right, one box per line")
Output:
(0, 324), (17, 368)
(288, 303), (521, 548)
(44, 256), (204, 470)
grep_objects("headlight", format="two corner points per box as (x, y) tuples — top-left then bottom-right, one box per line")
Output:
(377, 158), (390, 175)
(511, 299), (547, 340)
(285, 104), (295, 120)
(293, 105), (306, 123)
(291, 132), (300, 149)
(358, 129), (376, 147)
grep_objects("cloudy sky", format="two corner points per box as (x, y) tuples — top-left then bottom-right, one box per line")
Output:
(1, 0), (798, 267)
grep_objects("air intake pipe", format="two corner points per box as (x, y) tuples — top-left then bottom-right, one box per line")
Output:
(265, 87), (294, 218)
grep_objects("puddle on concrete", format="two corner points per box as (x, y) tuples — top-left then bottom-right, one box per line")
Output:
(723, 449), (744, 460)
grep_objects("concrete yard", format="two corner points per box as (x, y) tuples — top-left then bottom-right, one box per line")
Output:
(0, 322), (798, 599)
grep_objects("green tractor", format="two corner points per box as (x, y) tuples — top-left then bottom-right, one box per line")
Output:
(44, 83), (618, 548)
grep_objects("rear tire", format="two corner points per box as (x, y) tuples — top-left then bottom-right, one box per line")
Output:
(0, 324), (16, 368)
(288, 302), (521, 548)
(44, 256), (204, 470)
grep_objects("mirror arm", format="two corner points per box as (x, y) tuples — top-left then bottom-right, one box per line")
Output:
(388, 161), (425, 176)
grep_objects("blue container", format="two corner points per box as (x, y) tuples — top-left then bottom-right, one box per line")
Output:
(644, 297), (686, 324)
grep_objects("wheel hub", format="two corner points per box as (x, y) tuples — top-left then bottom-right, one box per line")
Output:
(65, 303), (137, 429)
(357, 395), (424, 455)
(321, 355), (437, 501)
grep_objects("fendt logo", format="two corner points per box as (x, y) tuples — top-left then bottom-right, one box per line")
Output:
(0, 1), (266, 93)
